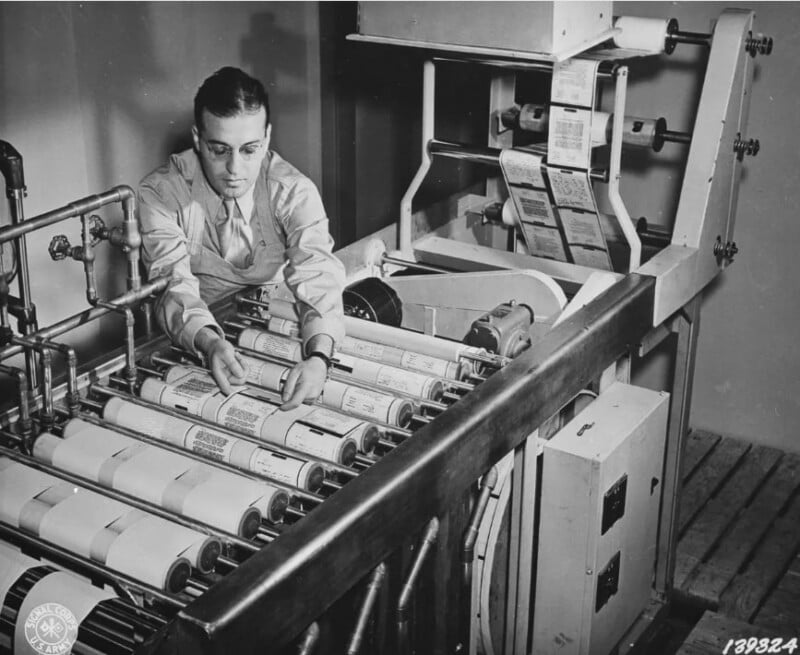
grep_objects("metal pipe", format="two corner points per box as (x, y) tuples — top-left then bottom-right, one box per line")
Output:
(0, 363), (32, 441)
(34, 338), (80, 417)
(399, 59), (436, 254)
(380, 254), (451, 274)
(96, 299), (138, 391)
(397, 518), (440, 655)
(460, 466), (499, 650)
(0, 521), (185, 608)
(297, 622), (320, 655)
(0, 276), (170, 363)
(607, 66), (641, 272)
(81, 213), (99, 304)
(0, 185), (137, 245)
(12, 336), (54, 432)
(346, 562), (387, 655)
(430, 139), (609, 182)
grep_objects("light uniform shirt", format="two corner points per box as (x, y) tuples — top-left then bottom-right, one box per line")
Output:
(137, 148), (346, 354)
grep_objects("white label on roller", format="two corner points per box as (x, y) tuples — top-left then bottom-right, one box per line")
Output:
(551, 59), (599, 108)
(547, 106), (593, 169)
(400, 351), (453, 378)
(184, 426), (236, 462)
(338, 387), (395, 423)
(498, 148), (546, 188)
(240, 356), (288, 391)
(215, 394), (278, 437)
(249, 450), (304, 487)
(248, 331), (301, 361)
(268, 317), (299, 337)
(548, 167), (597, 213)
(284, 424), (343, 462)
(341, 336), (386, 361)
(375, 366), (429, 398)
(159, 372), (218, 415)
(302, 407), (362, 436)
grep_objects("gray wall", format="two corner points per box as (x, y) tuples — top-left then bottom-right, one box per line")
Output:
(0, 2), (322, 360)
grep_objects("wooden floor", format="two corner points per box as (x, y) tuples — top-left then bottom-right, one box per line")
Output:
(669, 430), (800, 654)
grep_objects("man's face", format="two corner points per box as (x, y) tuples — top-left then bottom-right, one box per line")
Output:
(192, 107), (270, 199)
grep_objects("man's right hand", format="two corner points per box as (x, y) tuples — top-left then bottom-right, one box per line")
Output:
(195, 327), (246, 394)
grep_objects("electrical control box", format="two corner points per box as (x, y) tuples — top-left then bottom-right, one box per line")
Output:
(534, 382), (669, 655)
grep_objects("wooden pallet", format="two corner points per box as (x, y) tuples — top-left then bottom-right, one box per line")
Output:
(677, 611), (796, 655)
(673, 430), (800, 622)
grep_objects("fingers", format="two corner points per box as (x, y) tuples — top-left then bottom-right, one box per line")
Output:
(209, 340), (246, 395)
(281, 367), (305, 410)
(279, 360), (326, 411)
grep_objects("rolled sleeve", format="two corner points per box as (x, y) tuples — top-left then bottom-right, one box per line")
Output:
(276, 178), (346, 349)
(138, 177), (220, 354)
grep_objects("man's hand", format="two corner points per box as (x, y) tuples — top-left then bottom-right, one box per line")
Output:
(280, 356), (328, 411)
(196, 327), (246, 395)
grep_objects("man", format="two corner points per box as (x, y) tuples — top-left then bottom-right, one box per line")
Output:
(138, 67), (345, 410)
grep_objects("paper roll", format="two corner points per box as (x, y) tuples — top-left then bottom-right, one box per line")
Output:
(13, 570), (115, 655)
(613, 16), (670, 53)
(140, 372), (360, 464)
(238, 328), (303, 362)
(0, 542), (40, 605)
(0, 458), (65, 527)
(268, 297), (483, 364)
(48, 420), (287, 534)
(321, 379), (414, 428)
(334, 353), (444, 401)
(0, 460), (212, 591)
(103, 513), (212, 586)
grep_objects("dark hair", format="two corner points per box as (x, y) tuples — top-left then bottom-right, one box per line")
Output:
(194, 67), (270, 133)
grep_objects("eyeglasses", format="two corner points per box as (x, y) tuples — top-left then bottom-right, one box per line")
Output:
(201, 137), (265, 161)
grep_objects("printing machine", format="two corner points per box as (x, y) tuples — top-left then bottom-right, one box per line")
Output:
(0, 4), (772, 654)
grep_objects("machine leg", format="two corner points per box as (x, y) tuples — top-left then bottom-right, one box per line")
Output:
(654, 296), (702, 597)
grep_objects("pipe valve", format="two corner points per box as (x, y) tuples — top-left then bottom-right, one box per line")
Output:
(48, 234), (80, 261)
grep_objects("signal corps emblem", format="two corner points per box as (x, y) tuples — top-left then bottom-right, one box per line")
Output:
(24, 602), (78, 654)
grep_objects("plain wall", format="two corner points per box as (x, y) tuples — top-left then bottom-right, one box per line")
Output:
(0, 2), (323, 362)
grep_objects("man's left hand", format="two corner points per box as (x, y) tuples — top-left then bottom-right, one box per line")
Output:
(280, 356), (328, 410)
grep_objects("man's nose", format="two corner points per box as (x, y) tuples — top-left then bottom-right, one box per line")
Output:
(226, 150), (244, 174)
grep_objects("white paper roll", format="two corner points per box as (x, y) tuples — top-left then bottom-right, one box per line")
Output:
(267, 297), (482, 363)
(321, 379), (413, 428)
(0, 459), (69, 528)
(0, 542), (40, 607)
(613, 16), (670, 53)
(104, 390), (325, 490)
(238, 328), (303, 362)
(334, 354), (443, 401)
(47, 420), (286, 534)
(13, 570), (115, 655)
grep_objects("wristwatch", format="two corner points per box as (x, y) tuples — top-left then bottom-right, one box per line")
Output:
(307, 351), (333, 370)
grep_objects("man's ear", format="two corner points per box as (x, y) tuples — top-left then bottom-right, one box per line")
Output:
(192, 125), (200, 152)
(264, 123), (272, 150)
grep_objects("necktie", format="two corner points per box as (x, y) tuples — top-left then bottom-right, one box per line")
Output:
(219, 199), (253, 268)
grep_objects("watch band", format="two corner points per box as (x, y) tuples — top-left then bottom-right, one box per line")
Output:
(307, 351), (333, 369)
